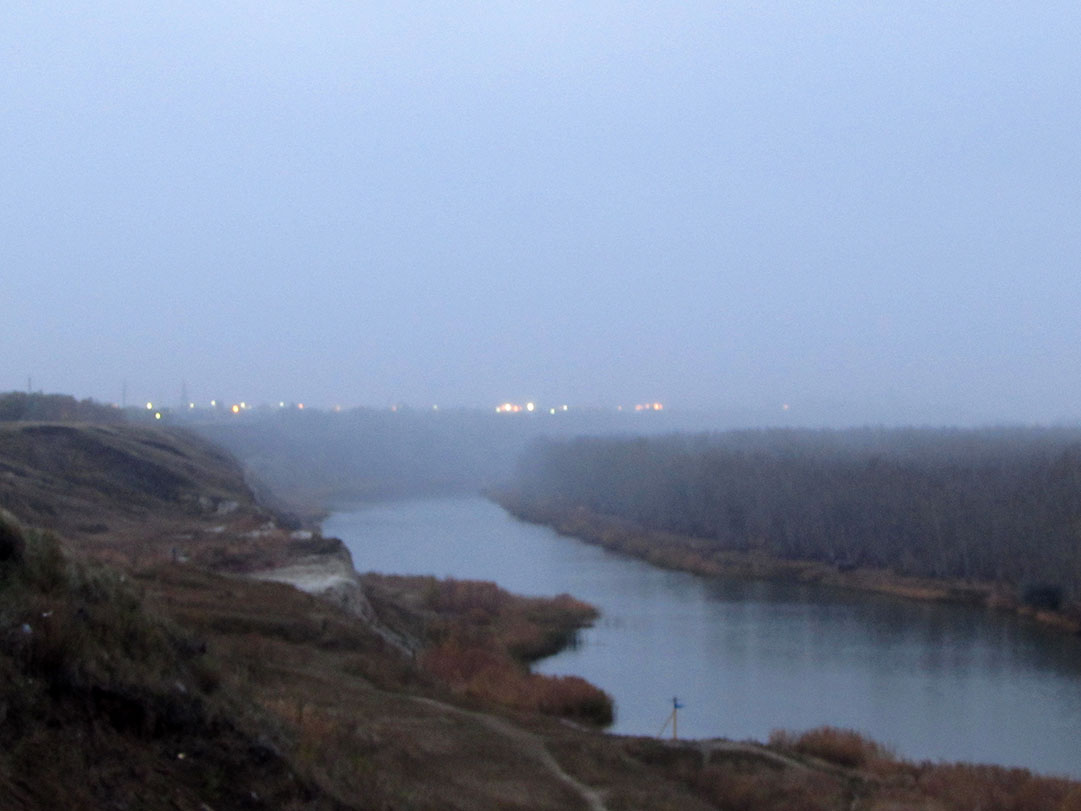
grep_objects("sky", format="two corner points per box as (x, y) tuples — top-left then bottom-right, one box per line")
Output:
(4, 2), (1080, 426)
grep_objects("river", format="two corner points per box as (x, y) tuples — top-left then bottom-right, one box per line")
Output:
(324, 495), (1081, 778)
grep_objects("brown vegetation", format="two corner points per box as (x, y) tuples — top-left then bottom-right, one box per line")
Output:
(0, 515), (343, 810)
(6, 414), (1081, 809)
(769, 727), (893, 769)
(363, 574), (613, 725)
(499, 496), (1081, 634)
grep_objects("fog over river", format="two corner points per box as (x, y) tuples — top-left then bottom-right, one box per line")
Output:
(325, 496), (1081, 778)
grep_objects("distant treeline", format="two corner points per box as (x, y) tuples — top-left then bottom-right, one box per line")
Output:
(0, 392), (124, 424)
(190, 407), (687, 507)
(508, 428), (1081, 603)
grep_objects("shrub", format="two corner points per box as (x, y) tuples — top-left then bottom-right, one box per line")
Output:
(769, 726), (892, 769)
(420, 642), (613, 725)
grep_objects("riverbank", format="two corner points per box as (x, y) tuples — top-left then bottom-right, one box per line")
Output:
(8, 413), (1081, 806)
(494, 495), (1081, 635)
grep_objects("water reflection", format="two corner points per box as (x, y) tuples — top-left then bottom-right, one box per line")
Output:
(326, 496), (1081, 777)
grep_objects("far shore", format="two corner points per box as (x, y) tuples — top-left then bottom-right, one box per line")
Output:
(492, 495), (1081, 636)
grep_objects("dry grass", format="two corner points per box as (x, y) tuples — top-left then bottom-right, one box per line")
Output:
(769, 726), (894, 769)
(365, 574), (614, 725)
(7, 420), (1081, 809)
(695, 762), (845, 811)
(911, 762), (1081, 811)
(0, 515), (343, 811)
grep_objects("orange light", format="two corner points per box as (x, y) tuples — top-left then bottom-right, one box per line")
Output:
(231, 404), (240, 414)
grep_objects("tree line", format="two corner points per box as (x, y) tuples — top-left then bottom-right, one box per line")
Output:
(509, 427), (1081, 606)
(0, 392), (124, 423)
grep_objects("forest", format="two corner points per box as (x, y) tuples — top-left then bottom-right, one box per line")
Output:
(507, 427), (1081, 607)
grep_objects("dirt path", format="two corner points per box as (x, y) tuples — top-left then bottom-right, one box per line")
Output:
(411, 696), (608, 811)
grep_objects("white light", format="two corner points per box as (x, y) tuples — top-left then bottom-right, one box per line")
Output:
(526, 402), (535, 412)
(146, 402), (153, 410)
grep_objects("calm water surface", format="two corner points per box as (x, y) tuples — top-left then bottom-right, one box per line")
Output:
(324, 496), (1081, 777)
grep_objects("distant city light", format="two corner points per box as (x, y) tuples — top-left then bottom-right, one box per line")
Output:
(549, 408), (556, 414)
(496, 402), (523, 413)
(146, 402), (153, 410)
(154, 412), (161, 420)
(333, 405), (341, 413)
(188, 402), (195, 409)
(297, 403), (304, 410)
(231, 404), (240, 414)
(526, 402), (535, 412)
(561, 405), (568, 411)
(782, 403), (790, 411)
(432, 405), (439, 411)
(210, 400), (217, 407)
(279, 401), (285, 408)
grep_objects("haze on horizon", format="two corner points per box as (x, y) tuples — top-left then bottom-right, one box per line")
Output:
(4, 2), (1080, 427)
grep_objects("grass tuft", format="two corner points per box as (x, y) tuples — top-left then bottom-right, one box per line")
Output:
(769, 726), (893, 769)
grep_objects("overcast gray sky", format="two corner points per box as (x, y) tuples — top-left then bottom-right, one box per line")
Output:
(4, 2), (1080, 425)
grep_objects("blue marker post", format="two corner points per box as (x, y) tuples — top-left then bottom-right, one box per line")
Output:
(658, 697), (685, 740)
